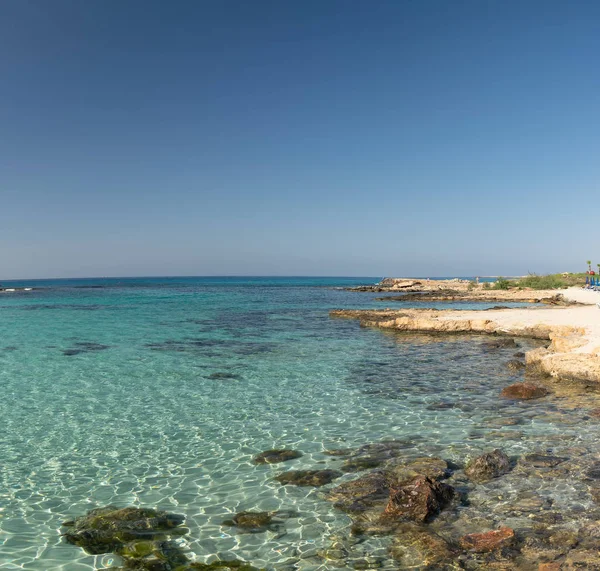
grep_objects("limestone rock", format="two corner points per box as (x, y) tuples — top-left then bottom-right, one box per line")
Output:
(389, 524), (457, 568)
(465, 450), (511, 483)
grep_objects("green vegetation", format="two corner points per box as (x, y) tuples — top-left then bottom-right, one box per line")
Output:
(492, 277), (511, 290)
(488, 273), (587, 290)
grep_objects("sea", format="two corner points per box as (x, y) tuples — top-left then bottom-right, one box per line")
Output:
(0, 277), (597, 570)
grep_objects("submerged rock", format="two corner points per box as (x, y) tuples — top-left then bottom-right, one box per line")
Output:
(501, 382), (549, 400)
(253, 449), (302, 464)
(188, 560), (264, 570)
(465, 449), (511, 483)
(482, 338), (518, 351)
(506, 359), (526, 372)
(275, 469), (342, 486)
(207, 372), (243, 380)
(383, 476), (454, 523)
(386, 456), (449, 483)
(519, 454), (566, 468)
(326, 471), (390, 516)
(61, 506), (185, 555)
(389, 523), (457, 568)
(340, 456), (384, 473)
(222, 511), (274, 532)
(459, 526), (515, 552)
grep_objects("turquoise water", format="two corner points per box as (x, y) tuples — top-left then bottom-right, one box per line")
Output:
(0, 277), (596, 570)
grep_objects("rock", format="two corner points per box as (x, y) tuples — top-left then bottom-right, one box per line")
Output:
(389, 524), (457, 568)
(538, 563), (562, 571)
(116, 539), (189, 570)
(327, 471), (390, 516)
(61, 506), (186, 555)
(222, 511), (278, 533)
(323, 448), (354, 456)
(275, 469), (342, 486)
(340, 457), (384, 472)
(506, 359), (526, 372)
(501, 383), (549, 400)
(382, 476), (455, 523)
(519, 454), (566, 468)
(513, 351), (526, 359)
(465, 450), (511, 483)
(386, 456), (449, 483)
(253, 449), (302, 464)
(459, 526), (515, 552)
(482, 338), (518, 351)
(585, 462), (600, 479)
(562, 549), (600, 570)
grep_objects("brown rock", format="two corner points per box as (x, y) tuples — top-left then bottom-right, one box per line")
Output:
(383, 476), (454, 523)
(389, 524), (457, 568)
(465, 449), (511, 483)
(538, 564), (562, 571)
(326, 471), (390, 515)
(459, 526), (515, 552)
(501, 383), (549, 400)
(386, 456), (448, 483)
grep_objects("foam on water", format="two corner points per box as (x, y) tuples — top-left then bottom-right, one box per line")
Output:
(0, 278), (598, 570)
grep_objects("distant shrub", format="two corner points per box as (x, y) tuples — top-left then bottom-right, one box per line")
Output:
(467, 282), (475, 290)
(482, 282), (491, 290)
(493, 277), (511, 290)
(516, 274), (569, 289)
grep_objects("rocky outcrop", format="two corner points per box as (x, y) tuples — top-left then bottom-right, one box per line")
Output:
(330, 305), (600, 385)
(383, 476), (455, 523)
(465, 450), (511, 483)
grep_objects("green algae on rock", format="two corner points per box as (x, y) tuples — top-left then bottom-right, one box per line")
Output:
(61, 506), (186, 555)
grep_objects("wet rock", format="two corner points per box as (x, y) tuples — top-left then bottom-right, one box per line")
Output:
(459, 526), (515, 552)
(501, 383), (550, 400)
(341, 457), (384, 473)
(327, 471), (390, 517)
(562, 549), (600, 570)
(513, 351), (526, 359)
(506, 359), (526, 372)
(465, 449), (511, 483)
(519, 454), (566, 468)
(61, 506), (186, 555)
(482, 338), (518, 351)
(588, 407), (600, 418)
(585, 461), (600, 479)
(383, 476), (455, 523)
(386, 456), (449, 483)
(221, 511), (278, 533)
(253, 449), (302, 464)
(275, 469), (342, 486)
(389, 523), (457, 568)
(324, 448), (354, 456)
(116, 539), (189, 570)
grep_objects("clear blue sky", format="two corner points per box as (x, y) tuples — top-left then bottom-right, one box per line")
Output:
(1, 0), (598, 278)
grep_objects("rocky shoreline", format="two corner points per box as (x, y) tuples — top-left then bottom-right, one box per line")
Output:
(331, 298), (600, 385)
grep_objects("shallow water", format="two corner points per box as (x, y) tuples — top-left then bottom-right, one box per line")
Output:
(1, 277), (598, 570)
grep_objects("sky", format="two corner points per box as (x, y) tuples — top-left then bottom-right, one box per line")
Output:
(1, 0), (599, 278)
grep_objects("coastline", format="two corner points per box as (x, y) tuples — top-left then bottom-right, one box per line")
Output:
(332, 287), (600, 385)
